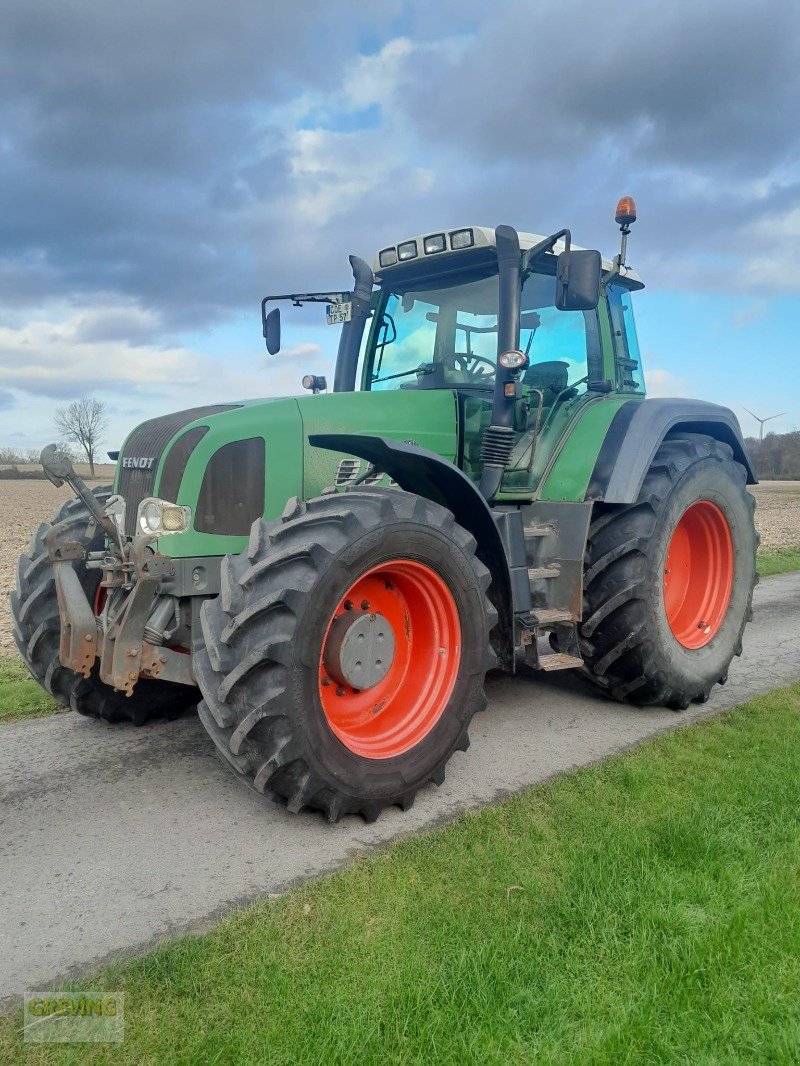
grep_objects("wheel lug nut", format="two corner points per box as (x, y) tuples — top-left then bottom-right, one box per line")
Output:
(343, 600), (353, 611)
(361, 600), (370, 610)
(321, 677), (331, 687)
(336, 686), (345, 696)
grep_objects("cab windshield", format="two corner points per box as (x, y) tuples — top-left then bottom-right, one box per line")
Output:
(364, 268), (601, 407)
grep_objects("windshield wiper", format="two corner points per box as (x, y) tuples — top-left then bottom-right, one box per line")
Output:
(372, 363), (433, 384)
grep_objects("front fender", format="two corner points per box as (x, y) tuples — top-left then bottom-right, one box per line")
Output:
(309, 433), (515, 670)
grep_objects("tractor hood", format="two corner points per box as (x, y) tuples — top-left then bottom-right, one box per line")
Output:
(114, 390), (459, 558)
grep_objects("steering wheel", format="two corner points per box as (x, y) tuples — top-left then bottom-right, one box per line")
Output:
(450, 353), (495, 380)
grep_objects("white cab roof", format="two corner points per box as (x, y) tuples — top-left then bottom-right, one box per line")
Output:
(373, 225), (644, 288)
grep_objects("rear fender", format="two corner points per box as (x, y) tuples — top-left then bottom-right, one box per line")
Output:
(588, 398), (757, 504)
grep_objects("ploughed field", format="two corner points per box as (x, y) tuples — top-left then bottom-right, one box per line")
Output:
(0, 476), (798, 655)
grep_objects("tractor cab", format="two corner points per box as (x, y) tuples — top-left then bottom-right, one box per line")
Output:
(360, 228), (644, 485)
(263, 217), (646, 497)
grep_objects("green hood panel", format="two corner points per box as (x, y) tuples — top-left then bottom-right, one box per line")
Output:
(150, 390), (458, 558)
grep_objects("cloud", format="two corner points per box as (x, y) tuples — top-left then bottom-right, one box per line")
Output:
(0, 0), (797, 437)
(735, 206), (800, 292)
(644, 367), (688, 398)
(0, 1), (396, 322)
(0, 309), (202, 399)
(3, 0), (799, 325)
(0, 298), (331, 449)
(405, 2), (799, 172)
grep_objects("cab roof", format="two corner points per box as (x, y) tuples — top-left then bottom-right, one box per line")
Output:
(373, 225), (644, 289)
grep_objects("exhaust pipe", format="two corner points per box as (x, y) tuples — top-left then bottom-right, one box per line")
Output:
(479, 225), (521, 502)
(333, 255), (374, 393)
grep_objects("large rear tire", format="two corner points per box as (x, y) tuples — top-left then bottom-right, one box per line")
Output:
(194, 490), (496, 822)
(581, 434), (758, 709)
(11, 488), (197, 725)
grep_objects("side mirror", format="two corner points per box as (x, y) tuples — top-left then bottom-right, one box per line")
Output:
(264, 307), (281, 354)
(555, 249), (601, 311)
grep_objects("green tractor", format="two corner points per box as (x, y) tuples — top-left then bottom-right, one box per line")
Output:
(12, 198), (758, 822)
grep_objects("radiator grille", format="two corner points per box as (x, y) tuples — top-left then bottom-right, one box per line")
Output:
(118, 405), (238, 534)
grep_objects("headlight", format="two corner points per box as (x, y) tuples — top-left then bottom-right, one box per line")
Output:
(137, 497), (191, 536)
(379, 247), (398, 268)
(498, 349), (529, 370)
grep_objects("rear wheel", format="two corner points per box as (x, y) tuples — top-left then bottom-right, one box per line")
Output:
(11, 488), (197, 725)
(194, 490), (495, 822)
(581, 434), (757, 708)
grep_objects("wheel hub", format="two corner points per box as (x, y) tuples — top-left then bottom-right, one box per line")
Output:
(323, 611), (396, 690)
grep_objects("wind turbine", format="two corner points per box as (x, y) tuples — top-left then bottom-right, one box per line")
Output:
(743, 408), (786, 442)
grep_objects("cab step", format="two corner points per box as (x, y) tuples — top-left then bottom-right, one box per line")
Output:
(538, 652), (584, 672)
(528, 565), (560, 581)
(531, 608), (573, 627)
(524, 524), (553, 539)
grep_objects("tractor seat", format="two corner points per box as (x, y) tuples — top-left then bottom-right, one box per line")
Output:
(522, 360), (570, 405)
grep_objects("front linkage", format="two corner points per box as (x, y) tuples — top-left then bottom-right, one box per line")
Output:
(40, 446), (195, 696)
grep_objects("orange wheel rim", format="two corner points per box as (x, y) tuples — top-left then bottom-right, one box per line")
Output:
(318, 559), (461, 759)
(663, 501), (734, 649)
(93, 584), (107, 616)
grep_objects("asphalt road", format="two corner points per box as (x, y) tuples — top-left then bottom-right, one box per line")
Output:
(2, 571), (799, 1003)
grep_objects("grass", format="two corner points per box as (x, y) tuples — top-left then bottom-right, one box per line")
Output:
(0, 657), (59, 723)
(757, 545), (800, 576)
(2, 683), (800, 1064)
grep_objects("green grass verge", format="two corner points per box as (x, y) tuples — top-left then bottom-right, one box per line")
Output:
(0, 657), (59, 723)
(757, 546), (800, 576)
(3, 684), (800, 1063)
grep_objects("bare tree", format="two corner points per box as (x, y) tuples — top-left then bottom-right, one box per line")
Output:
(54, 396), (109, 478)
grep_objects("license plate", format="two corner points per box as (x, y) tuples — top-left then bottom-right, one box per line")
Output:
(326, 302), (352, 325)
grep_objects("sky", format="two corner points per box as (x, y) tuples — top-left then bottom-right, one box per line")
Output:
(0, 0), (798, 452)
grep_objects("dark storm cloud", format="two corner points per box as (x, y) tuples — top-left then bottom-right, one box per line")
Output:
(395, 0), (800, 284)
(0, 1), (396, 323)
(405, 0), (800, 173)
(1, 0), (798, 344)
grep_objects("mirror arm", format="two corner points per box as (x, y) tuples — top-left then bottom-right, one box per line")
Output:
(261, 289), (355, 349)
(522, 228), (571, 278)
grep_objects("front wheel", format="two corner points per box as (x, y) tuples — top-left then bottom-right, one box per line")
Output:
(581, 434), (758, 708)
(194, 490), (496, 822)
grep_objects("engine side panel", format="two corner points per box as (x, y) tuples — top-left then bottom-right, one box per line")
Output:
(298, 389), (458, 498)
